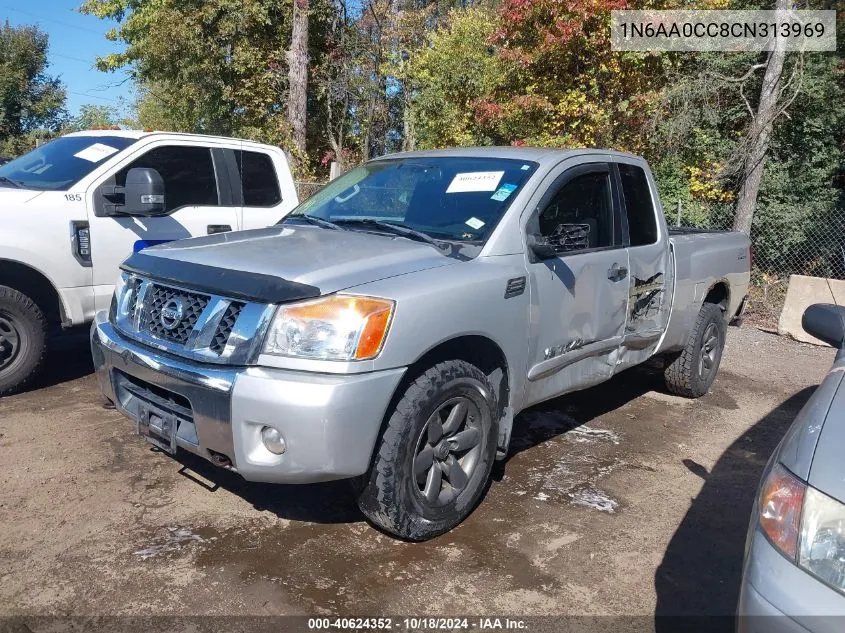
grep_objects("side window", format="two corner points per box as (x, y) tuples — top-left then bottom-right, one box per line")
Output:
(618, 163), (658, 246)
(236, 150), (282, 207)
(538, 171), (614, 253)
(116, 146), (219, 212)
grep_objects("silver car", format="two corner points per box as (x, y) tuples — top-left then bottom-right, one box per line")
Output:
(739, 303), (845, 632)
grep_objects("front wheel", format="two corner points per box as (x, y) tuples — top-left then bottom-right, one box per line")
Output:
(355, 360), (498, 541)
(0, 285), (48, 396)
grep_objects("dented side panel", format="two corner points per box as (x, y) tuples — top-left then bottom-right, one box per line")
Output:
(523, 248), (630, 409)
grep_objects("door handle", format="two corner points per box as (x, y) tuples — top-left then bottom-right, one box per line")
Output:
(608, 264), (628, 282)
(207, 224), (232, 235)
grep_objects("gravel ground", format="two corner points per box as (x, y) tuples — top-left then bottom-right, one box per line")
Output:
(0, 325), (835, 628)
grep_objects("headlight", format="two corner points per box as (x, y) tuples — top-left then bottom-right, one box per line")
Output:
(758, 462), (845, 595)
(799, 487), (845, 593)
(263, 295), (395, 361)
(759, 463), (805, 559)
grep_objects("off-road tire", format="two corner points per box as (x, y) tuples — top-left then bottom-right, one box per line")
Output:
(664, 302), (726, 398)
(355, 360), (498, 541)
(0, 285), (48, 396)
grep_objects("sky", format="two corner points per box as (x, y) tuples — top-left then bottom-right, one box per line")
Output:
(2, 0), (133, 117)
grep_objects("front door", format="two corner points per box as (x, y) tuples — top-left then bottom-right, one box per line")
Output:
(523, 161), (630, 408)
(86, 143), (241, 312)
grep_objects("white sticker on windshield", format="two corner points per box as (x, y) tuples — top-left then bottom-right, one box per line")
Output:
(465, 217), (485, 230)
(446, 171), (504, 193)
(73, 143), (120, 163)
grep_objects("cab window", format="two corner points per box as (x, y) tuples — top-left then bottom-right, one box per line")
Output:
(115, 146), (219, 212)
(618, 163), (658, 246)
(235, 150), (282, 207)
(537, 171), (614, 253)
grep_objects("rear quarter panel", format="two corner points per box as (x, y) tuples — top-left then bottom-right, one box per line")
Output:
(658, 230), (751, 353)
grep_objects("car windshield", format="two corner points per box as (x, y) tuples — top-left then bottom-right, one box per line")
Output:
(0, 135), (137, 191)
(284, 157), (539, 245)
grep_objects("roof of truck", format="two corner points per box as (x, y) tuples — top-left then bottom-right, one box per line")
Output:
(376, 146), (646, 166)
(61, 129), (279, 148)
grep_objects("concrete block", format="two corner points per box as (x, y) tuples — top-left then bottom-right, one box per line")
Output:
(778, 274), (845, 346)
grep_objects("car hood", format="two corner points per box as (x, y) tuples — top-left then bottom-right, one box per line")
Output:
(138, 224), (461, 296)
(0, 189), (43, 204)
(807, 359), (845, 503)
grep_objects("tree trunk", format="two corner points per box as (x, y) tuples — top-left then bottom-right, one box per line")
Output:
(732, 0), (789, 234)
(402, 85), (415, 152)
(286, 0), (309, 169)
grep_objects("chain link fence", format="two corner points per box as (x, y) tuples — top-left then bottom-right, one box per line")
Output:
(667, 199), (845, 329)
(295, 181), (328, 201)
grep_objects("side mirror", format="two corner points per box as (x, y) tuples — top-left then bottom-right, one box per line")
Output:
(123, 167), (166, 215)
(802, 303), (845, 348)
(526, 233), (557, 260)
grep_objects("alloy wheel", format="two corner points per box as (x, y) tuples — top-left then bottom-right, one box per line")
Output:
(413, 396), (484, 507)
(698, 322), (721, 380)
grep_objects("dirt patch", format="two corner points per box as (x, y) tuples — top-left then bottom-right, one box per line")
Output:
(0, 327), (834, 617)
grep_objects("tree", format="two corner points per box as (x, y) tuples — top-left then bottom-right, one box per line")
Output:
(0, 21), (66, 154)
(732, 0), (795, 235)
(287, 0), (310, 169)
(471, 0), (668, 150)
(81, 1), (296, 141)
(410, 6), (504, 149)
(67, 103), (120, 131)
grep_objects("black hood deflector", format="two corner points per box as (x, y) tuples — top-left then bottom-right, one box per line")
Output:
(121, 252), (321, 304)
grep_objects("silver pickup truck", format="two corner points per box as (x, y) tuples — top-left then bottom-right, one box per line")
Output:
(91, 148), (750, 540)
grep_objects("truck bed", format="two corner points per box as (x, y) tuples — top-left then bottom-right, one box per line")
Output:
(668, 226), (733, 236)
(658, 228), (751, 354)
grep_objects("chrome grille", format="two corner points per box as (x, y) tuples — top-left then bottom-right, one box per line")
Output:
(209, 301), (244, 354)
(112, 273), (275, 365)
(127, 277), (141, 321)
(145, 285), (209, 344)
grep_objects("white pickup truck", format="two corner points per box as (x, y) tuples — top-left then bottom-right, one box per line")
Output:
(0, 130), (298, 394)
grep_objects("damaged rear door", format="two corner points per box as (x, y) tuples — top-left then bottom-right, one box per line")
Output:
(613, 159), (673, 369)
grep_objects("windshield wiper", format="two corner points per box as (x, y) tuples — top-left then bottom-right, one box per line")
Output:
(284, 214), (345, 231)
(0, 176), (23, 189)
(336, 218), (447, 251)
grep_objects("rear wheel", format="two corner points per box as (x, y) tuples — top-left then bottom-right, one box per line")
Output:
(0, 285), (47, 396)
(355, 360), (498, 541)
(664, 302), (726, 398)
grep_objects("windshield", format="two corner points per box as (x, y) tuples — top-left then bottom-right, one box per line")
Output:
(285, 157), (538, 243)
(0, 135), (137, 191)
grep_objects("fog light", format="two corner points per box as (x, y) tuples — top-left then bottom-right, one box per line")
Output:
(261, 426), (286, 454)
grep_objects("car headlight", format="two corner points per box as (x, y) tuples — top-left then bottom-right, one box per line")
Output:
(799, 486), (845, 593)
(263, 295), (395, 361)
(759, 463), (805, 560)
(758, 462), (845, 594)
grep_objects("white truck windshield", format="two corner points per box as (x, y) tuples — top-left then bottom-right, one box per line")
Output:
(0, 136), (137, 191)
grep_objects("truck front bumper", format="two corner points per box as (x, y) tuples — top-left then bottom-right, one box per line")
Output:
(91, 312), (406, 483)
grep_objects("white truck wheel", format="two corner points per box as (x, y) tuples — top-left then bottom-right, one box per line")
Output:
(0, 285), (48, 395)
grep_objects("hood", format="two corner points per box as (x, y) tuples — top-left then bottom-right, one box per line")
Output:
(0, 189), (43, 205)
(137, 224), (460, 296)
(778, 360), (844, 483)
(807, 361), (845, 503)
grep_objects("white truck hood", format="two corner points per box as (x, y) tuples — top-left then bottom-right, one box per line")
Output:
(0, 189), (44, 205)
